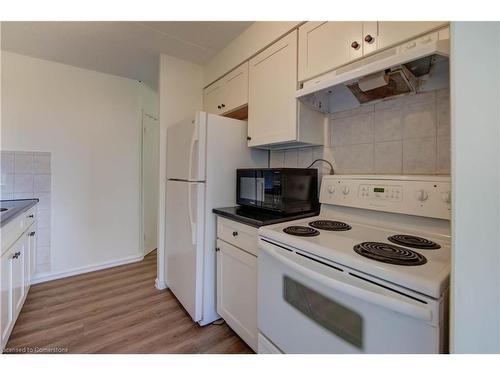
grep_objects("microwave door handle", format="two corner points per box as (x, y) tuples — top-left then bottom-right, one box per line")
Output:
(259, 240), (433, 322)
(258, 179), (264, 203)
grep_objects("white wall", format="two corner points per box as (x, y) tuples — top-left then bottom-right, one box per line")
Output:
(1, 51), (143, 278)
(451, 22), (500, 353)
(203, 21), (301, 86)
(156, 54), (203, 289)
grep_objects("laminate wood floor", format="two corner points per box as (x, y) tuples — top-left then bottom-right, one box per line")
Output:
(4, 251), (253, 354)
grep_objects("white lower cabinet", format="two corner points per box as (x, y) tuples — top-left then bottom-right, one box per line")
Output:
(216, 218), (258, 352)
(1, 207), (37, 352)
(1, 235), (27, 350)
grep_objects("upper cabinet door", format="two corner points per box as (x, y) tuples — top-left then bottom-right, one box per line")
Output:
(220, 62), (248, 114)
(203, 80), (224, 115)
(298, 21), (363, 82)
(203, 62), (249, 116)
(248, 31), (298, 147)
(377, 21), (448, 50)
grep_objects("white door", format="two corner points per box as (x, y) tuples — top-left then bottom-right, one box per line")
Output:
(248, 31), (298, 147)
(142, 113), (159, 255)
(1, 248), (14, 348)
(166, 112), (206, 181)
(298, 22), (363, 82)
(203, 80), (225, 115)
(220, 62), (249, 114)
(216, 239), (258, 351)
(12, 242), (25, 316)
(377, 21), (447, 50)
(166, 180), (205, 322)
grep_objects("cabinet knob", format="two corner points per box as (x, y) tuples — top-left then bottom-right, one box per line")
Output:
(27, 214), (34, 218)
(215, 247), (220, 252)
(351, 41), (360, 50)
(217, 105), (221, 109)
(232, 231), (238, 237)
(221, 104), (225, 108)
(29, 231), (36, 236)
(12, 251), (20, 259)
(247, 136), (252, 141)
(364, 34), (374, 44)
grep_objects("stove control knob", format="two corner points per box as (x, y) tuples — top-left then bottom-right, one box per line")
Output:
(328, 185), (335, 194)
(342, 185), (350, 195)
(416, 189), (429, 202)
(441, 191), (451, 204)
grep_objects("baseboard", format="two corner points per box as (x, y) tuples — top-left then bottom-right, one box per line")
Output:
(144, 247), (157, 256)
(31, 253), (144, 285)
(155, 277), (167, 290)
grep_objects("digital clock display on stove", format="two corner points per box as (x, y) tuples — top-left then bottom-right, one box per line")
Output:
(374, 187), (385, 193)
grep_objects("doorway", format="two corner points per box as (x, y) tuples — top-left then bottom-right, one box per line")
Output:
(141, 111), (160, 255)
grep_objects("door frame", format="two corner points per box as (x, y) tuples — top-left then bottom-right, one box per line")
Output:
(140, 110), (159, 257)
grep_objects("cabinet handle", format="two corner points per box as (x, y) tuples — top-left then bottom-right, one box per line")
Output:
(364, 34), (374, 44)
(12, 251), (21, 259)
(247, 136), (252, 141)
(221, 104), (225, 108)
(215, 247), (220, 252)
(27, 214), (34, 218)
(217, 105), (221, 109)
(29, 231), (36, 236)
(351, 41), (360, 50)
(232, 231), (238, 237)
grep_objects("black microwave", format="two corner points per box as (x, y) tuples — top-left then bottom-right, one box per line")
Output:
(236, 168), (319, 214)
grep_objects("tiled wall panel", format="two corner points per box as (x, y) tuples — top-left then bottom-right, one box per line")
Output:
(271, 89), (451, 180)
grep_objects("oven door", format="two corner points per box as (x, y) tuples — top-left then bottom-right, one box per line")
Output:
(236, 170), (282, 211)
(258, 239), (441, 354)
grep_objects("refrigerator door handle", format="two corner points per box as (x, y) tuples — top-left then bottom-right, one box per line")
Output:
(188, 121), (199, 181)
(188, 183), (197, 245)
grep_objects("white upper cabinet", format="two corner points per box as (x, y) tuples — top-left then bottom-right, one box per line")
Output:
(248, 31), (298, 147)
(298, 21), (448, 82)
(377, 21), (448, 50)
(203, 61), (248, 116)
(298, 22), (363, 82)
(247, 30), (323, 149)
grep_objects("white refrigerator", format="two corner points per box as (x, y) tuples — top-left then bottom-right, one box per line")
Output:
(166, 111), (268, 326)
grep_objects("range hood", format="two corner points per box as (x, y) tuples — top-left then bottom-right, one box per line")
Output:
(296, 29), (450, 114)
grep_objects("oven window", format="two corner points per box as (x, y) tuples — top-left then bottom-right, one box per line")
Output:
(283, 276), (363, 349)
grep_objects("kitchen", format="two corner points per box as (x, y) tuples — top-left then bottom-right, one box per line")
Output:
(1, 2), (500, 371)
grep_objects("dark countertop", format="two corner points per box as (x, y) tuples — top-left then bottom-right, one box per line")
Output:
(213, 206), (319, 228)
(0, 199), (39, 228)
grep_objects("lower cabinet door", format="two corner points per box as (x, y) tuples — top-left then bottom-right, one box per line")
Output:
(216, 239), (258, 351)
(11, 237), (26, 318)
(1, 249), (14, 349)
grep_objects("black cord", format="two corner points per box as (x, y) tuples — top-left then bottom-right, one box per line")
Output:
(306, 159), (335, 175)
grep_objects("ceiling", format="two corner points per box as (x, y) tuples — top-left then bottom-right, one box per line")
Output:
(1, 21), (253, 88)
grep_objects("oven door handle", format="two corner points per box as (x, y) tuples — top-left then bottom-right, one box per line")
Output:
(260, 240), (433, 322)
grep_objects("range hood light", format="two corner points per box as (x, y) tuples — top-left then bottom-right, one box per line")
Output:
(358, 71), (389, 92)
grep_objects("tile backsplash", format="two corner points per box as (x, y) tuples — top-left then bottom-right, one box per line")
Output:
(271, 89), (451, 178)
(1, 151), (52, 274)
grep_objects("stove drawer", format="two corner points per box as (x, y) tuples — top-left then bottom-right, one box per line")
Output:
(217, 217), (258, 256)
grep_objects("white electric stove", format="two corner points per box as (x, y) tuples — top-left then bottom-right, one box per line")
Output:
(257, 175), (451, 354)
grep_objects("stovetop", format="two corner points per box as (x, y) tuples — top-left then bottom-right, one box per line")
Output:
(259, 215), (451, 299)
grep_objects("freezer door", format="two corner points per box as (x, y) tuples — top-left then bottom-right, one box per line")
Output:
(166, 111), (207, 181)
(166, 180), (205, 322)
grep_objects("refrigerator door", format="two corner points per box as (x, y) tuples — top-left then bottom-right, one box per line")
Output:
(166, 180), (205, 322)
(166, 111), (207, 181)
